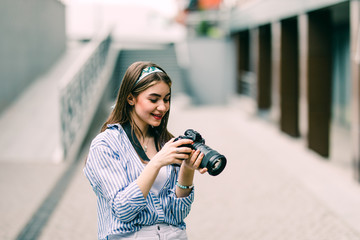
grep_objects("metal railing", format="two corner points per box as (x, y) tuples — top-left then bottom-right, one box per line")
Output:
(59, 31), (114, 161)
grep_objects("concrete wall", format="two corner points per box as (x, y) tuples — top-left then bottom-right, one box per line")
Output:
(0, 0), (66, 114)
(186, 37), (237, 105)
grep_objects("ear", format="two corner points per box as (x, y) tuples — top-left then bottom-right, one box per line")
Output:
(127, 94), (135, 106)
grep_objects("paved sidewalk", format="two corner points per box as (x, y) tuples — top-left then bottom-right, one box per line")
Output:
(170, 96), (360, 240)
(0, 40), (90, 240)
(0, 162), (67, 239)
(3, 95), (360, 240)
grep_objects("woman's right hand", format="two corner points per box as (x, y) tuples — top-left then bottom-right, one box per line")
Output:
(137, 138), (193, 199)
(151, 138), (193, 167)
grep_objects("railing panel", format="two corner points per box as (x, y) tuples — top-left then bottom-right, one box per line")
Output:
(59, 32), (113, 161)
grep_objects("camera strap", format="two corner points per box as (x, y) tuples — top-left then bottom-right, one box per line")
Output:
(122, 122), (159, 162)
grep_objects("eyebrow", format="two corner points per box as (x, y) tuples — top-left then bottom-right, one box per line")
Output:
(149, 93), (171, 98)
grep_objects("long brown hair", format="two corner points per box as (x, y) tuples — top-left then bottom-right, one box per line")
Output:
(101, 61), (173, 147)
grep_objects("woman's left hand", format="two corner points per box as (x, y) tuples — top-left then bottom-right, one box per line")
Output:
(176, 149), (207, 198)
(182, 149), (207, 174)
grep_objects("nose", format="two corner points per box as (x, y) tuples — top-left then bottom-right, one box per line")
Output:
(157, 101), (167, 111)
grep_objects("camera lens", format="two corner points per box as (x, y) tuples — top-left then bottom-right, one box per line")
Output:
(212, 159), (221, 171)
(194, 143), (227, 176)
(205, 154), (226, 176)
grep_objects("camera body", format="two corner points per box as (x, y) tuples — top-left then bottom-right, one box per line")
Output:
(174, 129), (226, 176)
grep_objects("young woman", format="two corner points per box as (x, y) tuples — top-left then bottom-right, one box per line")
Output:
(84, 61), (207, 240)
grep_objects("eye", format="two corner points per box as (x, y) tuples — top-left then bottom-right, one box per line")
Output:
(149, 99), (158, 103)
(164, 97), (170, 103)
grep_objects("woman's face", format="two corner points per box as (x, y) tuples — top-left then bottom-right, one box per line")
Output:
(130, 81), (171, 131)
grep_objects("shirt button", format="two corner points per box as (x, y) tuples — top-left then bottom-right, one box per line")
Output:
(157, 225), (160, 230)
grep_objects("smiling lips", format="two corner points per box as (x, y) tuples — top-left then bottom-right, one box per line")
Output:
(152, 113), (163, 120)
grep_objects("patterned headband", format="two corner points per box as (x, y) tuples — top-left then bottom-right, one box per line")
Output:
(134, 66), (163, 85)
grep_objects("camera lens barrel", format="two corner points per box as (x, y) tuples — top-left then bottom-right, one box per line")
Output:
(193, 143), (227, 176)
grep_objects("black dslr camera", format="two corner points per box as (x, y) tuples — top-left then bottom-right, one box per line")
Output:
(174, 129), (227, 176)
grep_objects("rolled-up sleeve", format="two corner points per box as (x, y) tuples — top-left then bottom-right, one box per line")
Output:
(161, 167), (195, 225)
(112, 181), (147, 221)
(84, 137), (147, 222)
(168, 188), (194, 223)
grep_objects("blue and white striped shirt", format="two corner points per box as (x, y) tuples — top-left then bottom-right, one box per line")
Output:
(84, 124), (194, 240)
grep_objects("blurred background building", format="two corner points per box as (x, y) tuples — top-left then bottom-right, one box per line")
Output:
(229, 0), (359, 181)
(0, 0), (359, 180)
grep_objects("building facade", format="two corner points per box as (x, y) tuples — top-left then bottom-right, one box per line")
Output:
(230, 0), (360, 180)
